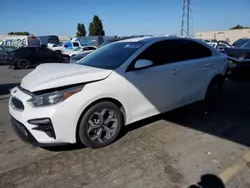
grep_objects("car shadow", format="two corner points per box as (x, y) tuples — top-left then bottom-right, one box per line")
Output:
(0, 83), (19, 95)
(124, 76), (250, 147)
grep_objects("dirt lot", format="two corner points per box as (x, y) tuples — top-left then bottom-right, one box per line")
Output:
(0, 66), (250, 188)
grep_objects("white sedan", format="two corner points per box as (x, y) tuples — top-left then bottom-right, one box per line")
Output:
(9, 37), (229, 148)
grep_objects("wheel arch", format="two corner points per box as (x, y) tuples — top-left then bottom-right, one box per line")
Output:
(204, 73), (225, 98)
(75, 97), (127, 143)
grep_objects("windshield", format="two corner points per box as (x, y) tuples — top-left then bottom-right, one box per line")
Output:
(241, 40), (250, 48)
(77, 42), (145, 69)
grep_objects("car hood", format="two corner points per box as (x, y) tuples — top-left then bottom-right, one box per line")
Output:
(21, 63), (112, 92)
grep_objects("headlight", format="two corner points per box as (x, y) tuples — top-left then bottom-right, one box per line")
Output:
(27, 86), (83, 107)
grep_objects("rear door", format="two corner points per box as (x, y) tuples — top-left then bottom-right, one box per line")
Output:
(168, 39), (215, 105)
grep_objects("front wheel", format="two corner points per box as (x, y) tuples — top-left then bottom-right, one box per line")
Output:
(78, 101), (123, 149)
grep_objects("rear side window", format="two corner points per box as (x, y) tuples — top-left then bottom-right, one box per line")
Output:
(176, 39), (212, 60)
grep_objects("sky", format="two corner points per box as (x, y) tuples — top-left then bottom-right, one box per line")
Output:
(0, 0), (250, 37)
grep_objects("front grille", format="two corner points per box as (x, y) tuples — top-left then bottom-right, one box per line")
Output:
(11, 97), (24, 110)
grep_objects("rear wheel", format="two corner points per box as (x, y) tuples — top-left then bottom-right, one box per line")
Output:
(205, 75), (224, 102)
(78, 101), (123, 149)
(17, 59), (30, 69)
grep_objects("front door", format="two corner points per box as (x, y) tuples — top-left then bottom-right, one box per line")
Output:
(124, 41), (181, 122)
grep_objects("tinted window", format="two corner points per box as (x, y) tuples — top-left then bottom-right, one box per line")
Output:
(176, 40), (212, 60)
(73, 42), (80, 47)
(77, 42), (145, 69)
(136, 41), (171, 65)
(133, 39), (212, 68)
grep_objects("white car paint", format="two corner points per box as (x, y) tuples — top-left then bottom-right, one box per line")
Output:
(9, 36), (229, 146)
(63, 46), (97, 57)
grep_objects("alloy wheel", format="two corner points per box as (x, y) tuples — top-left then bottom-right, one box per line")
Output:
(87, 109), (118, 143)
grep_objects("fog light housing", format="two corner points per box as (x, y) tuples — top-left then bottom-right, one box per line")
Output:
(28, 118), (56, 139)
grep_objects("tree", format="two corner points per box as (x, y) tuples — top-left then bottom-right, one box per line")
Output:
(88, 15), (105, 36)
(76, 23), (86, 37)
(88, 22), (94, 36)
(229, 25), (250, 30)
(8, 31), (30, 35)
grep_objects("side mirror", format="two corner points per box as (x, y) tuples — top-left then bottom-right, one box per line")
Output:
(134, 59), (153, 69)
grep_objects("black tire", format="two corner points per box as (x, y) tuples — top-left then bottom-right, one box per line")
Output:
(62, 56), (69, 63)
(205, 75), (224, 102)
(78, 101), (123, 149)
(17, 59), (30, 69)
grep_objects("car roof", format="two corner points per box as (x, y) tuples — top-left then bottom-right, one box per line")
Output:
(115, 36), (198, 44)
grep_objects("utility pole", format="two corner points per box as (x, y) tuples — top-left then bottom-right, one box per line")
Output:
(181, 0), (192, 37)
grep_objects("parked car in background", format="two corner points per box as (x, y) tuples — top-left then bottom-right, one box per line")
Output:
(225, 39), (250, 74)
(64, 46), (97, 56)
(69, 51), (92, 64)
(0, 45), (17, 64)
(1, 36), (41, 48)
(6, 47), (69, 69)
(48, 41), (81, 53)
(9, 36), (228, 149)
(207, 40), (231, 52)
(232, 38), (250, 48)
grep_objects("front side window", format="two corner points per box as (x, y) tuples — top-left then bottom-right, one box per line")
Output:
(77, 42), (146, 69)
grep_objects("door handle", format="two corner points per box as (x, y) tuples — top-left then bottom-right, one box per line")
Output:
(205, 63), (212, 67)
(171, 69), (180, 74)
